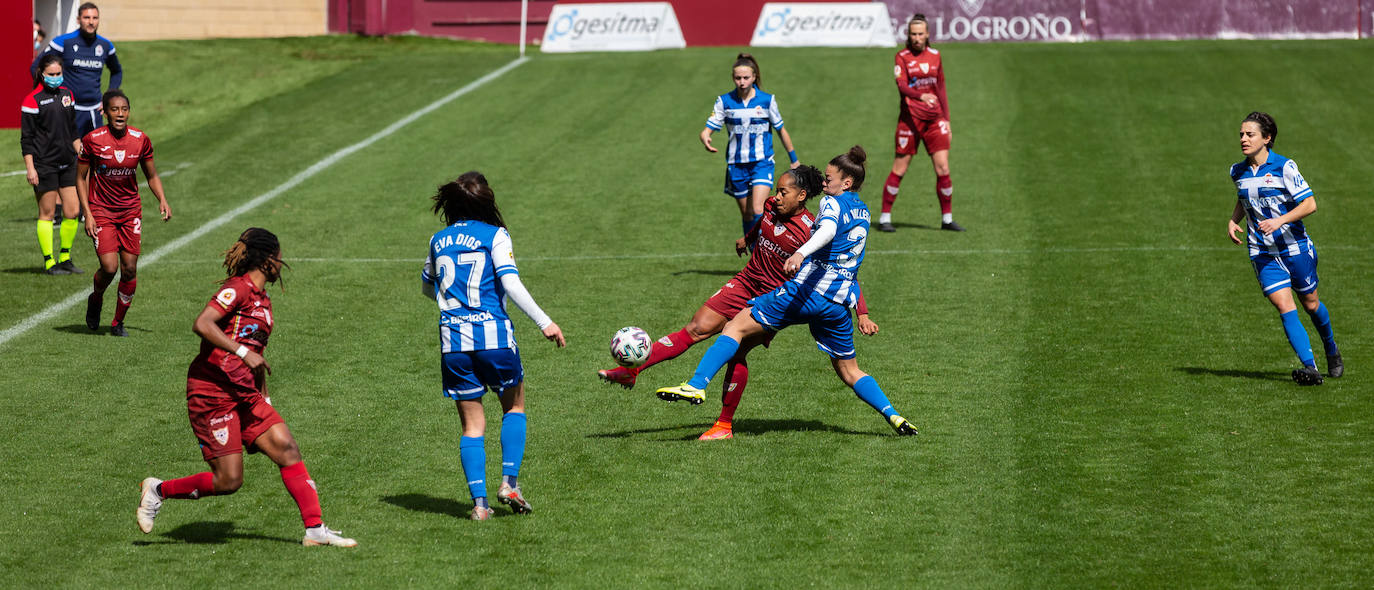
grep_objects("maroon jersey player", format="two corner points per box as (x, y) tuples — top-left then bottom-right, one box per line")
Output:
(879, 14), (963, 233)
(135, 228), (357, 548)
(599, 166), (877, 440)
(76, 89), (172, 336)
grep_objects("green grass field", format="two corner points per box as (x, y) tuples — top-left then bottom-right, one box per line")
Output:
(2, 36), (1373, 587)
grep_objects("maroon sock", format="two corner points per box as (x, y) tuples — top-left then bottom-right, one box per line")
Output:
(882, 172), (903, 214)
(112, 278), (136, 324)
(632, 328), (696, 376)
(937, 174), (953, 215)
(160, 472), (216, 500)
(719, 355), (748, 423)
(280, 461), (323, 528)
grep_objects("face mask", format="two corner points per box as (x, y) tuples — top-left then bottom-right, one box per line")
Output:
(43, 75), (62, 88)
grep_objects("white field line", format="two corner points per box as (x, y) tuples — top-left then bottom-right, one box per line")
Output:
(0, 57), (529, 350)
(1, 170), (27, 177)
(149, 243), (1374, 265)
(139, 161), (194, 189)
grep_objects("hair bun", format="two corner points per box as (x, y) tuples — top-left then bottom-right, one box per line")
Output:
(737, 52), (753, 60)
(847, 145), (867, 165)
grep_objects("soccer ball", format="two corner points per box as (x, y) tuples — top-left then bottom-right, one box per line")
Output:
(610, 326), (652, 368)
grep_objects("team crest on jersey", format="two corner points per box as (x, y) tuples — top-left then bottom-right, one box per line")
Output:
(95, 44), (103, 57)
(894, 64), (902, 77)
(212, 427), (229, 446)
(755, 106), (765, 117)
(773, 224), (787, 237)
(61, 95), (73, 108)
(216, 288), (237, 308)
(920, 63), (929, 74)
(114, 150), (125, 163)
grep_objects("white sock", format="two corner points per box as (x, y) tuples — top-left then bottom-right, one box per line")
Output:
(942, 213), (953, 224)
(879, 212), (891, 225)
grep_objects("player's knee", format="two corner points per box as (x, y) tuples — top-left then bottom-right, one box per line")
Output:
(1302, 297), (1321, 313)
(119, 265), (137, 279)
(214, 474), (243, 494)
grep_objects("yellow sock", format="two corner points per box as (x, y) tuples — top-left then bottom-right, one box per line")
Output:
(58, 218), (79, 262)
(36, 220), (55, 268)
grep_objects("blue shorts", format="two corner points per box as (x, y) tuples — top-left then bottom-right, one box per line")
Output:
(723, 158), (775, 198)
(749, 281), (856, 359)
(1251, 244), (1318, 296)
(441, 348), (524, 400)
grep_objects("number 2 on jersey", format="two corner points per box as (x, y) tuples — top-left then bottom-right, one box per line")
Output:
(435, 251), (487, 310)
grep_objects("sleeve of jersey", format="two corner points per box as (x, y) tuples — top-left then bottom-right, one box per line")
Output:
(796, 204), (839, 259)
(78, 136), (93, 165)
(937, 63), (950, 119)
(894, 57), (923, 101)
(1283, 160), (1313, 202)
(211, 283), (242, 314)
(705, 97), (725, 130)
(854, 286), (869, 315)
(141, 135), (154, 160)
(499, 274), (552, 330)
(769, 96), (784, 129)
(491, 229), (519, 278)
(105, 42), (122, 89)
(20, 100), (38, 156)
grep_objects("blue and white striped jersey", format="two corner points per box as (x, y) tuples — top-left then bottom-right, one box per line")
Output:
(1231, 152), (1315, 257)
(705, 87), (784, 164)
(423, 221), (520, 353)
(792, 191), (870, 307)
(31, 32), (121, 107)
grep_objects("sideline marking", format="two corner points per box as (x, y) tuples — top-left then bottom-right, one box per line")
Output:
(150, 242), (1371, 266)
(0, 57), (529, 349)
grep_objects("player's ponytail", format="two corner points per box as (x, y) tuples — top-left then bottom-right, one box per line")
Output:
(223, 227), (286, 286)
(829, 145), (868, 191)
(432, 171), (506, 228)
(784, 165), (824, 201)
(733, 53), (762, 89)
(1243, 111), (1277, 149)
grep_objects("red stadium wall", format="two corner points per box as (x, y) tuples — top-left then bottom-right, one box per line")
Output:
(326, 0), (835, 45)
(3, 0), (35, 128)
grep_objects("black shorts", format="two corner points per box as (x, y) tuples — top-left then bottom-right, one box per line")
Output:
(33, 165), (76, 195)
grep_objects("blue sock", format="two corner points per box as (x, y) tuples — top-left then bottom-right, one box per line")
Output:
(500, 412), (526, 484)
(1306, 303), (1338, 356)
(1279, 310), (1316, 368)
(459, 436), (487, 502)
(852, 376), (897, 419)
(687, 336), (740, 389)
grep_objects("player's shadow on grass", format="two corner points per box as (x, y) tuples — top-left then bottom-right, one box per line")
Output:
(382, 493), (479, 518)
(130, 521), (296, 546)
(1, 265), (58, 275)
(881, 222), (940, 231)
(52, 323), (153, 335)
(587, 419), (878, 440)
(1176, 367), (1290, 382)
(671, 269), (737, 277)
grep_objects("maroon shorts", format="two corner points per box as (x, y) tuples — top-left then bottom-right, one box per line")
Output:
(895, 116), (951, 156)
(186, 388), (284, 461)
(91, 210), (141, 256)
(703, 278), (776, 347)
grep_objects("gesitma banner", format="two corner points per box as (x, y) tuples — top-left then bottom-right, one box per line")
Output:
(751, 2), (896, 47)
(542, 3), (687, 52)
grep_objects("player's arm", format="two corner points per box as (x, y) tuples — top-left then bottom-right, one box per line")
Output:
(20, 107), (38, 186)
(785, 215), (837, 275)
(1226, 200), (1246, 245)
(853, 289), (877, 335)
(420, 253), (437, 298)
(701, 98), (724, 153)
(493, 231), (565, 347)
(893, 56), (924, 101)
(936, 64), (949, 119)
(105, 45), (122, 89)
(193, 303), (269, 372)
(1257, 197), (1315, 236)
(140, 157), (171, 221)
(76, 157), (97, 238)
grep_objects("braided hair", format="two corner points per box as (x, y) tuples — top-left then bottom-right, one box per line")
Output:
(432, 171), (506, 228)
(222, 227), (285, 286)
(782, 164), (824, 201)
